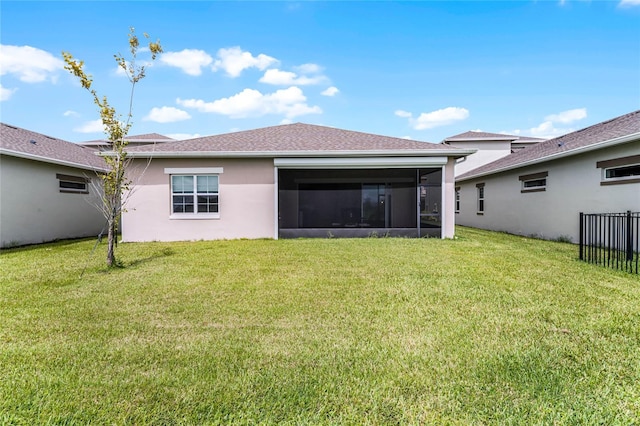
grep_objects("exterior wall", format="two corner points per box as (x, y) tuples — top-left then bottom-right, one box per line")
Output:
(448, 140), (512, 176)
(455, 141), (640, 242)
(443, 158), (456, 238)
(122, 158), (275, 242)
(0, 155), (105, 248)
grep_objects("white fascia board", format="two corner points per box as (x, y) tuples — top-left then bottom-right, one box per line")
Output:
(0, 148), (108, 173)
(123, 149), (476, 159)
(274, 156), (448, 169)
(456, 133), (640, 182)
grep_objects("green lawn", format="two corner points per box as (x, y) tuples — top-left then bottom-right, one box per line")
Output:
(1, 227), (639, 424)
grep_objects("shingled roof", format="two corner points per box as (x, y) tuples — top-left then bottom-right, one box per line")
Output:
(125, 122), (472, 157)
(443, 131), (545, 143)
(457, 110), (640, 181)
(0, 123), (107, 171)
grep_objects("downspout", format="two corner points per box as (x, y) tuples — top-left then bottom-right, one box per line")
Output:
(274, 165), (279, 240)
(440, 164), (446, 239)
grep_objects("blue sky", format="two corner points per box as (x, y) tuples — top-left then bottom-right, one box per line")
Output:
(1, 1), (639, 144)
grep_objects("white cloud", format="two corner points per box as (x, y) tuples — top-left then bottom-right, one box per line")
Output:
(280, 118), (294, 125)
(63, 110), (79, 117)
(394, 110), (412, 118)
(321, 86), (340, 97)
(259, 68), (327, 85)
(526, 121), (574, 139)
(544, 108), (587, 124)
(295, 63), (322, 74)
(0, 84), (16, 101)
(177, 86), (321, 119)
(73, 119), (104, 134)
(508, 107), (587, 139)
(166, 133), (201, 140)
(212, 47), (278, 78)
(396, 107), (470, 130)
(619, 0), (640, 7)
(0, 45), (64, 83)
(160, 49), (213, 76)
(144, 106), (191, 123)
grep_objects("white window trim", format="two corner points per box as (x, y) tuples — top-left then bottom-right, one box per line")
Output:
(167, 169), (223, 220)
(56, 173), (89, 194)
(596, 155), (640, 186)
(476, 183), (485, 215)
(518, 171), (548, 193)
(601, 163), (640, 184)
(521, 178), (547, 192)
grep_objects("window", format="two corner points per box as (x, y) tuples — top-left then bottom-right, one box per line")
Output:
(170, 174), (219, 218)
(57, 173), (89, 194)
(597, 155), (640, 186)
(519, 171), (548, 193)
(476, 183), (485, 214)
(605, 164), (640, 179)
(455, 187), (460, 213)
(164, 167), (223, 219)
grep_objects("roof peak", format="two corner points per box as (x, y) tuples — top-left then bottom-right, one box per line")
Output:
(457, 110), (640, 180)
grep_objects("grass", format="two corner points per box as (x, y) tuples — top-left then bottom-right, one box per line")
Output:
(1, 227), (639, 424)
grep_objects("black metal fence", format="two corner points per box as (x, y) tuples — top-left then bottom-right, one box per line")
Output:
(579, 211), (639, 274)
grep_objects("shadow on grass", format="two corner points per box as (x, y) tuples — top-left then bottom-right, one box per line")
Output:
(125, 247), (176, 268)
(0, 237), (97, 254)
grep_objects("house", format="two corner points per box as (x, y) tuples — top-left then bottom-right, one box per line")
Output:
(120, 123), (474, 242)
(442, 131), (545, 176)
(454, 110), (640, 243)
(79, 133), (176, 151)
(0, 123), (109, 248)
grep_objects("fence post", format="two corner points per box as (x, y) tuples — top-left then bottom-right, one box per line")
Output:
(627, 210), (633, 262)
(579, 212), (584, 260)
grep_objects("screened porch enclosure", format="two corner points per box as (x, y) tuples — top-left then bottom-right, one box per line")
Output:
(278, 168), (442, 238)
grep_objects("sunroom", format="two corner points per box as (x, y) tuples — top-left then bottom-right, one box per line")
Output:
(276, 158), (444, 238)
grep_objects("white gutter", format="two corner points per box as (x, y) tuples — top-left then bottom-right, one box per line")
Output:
(456, 132), (640, 182)
(0, 148), (109, 173)
(274, 156), (448, 168)
(120, 148), (477, 159)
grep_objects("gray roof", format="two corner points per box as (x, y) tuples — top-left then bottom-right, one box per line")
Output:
(444, 131), (545, 143)
(457, 110), (640, 181)
(125, 122), (469, 157)
(0, 123), (108, 171)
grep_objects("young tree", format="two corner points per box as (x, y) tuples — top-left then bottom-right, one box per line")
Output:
(63, 28), (162, 267)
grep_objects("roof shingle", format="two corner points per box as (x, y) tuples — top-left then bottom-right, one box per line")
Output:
(125, 123), (461, 154)
(457, 110), (640, 181)
(0, 123), (107, 171)
(443, 130), (545, 143)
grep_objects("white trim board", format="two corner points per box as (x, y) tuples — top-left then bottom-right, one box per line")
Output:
(274, 156), (448, 169)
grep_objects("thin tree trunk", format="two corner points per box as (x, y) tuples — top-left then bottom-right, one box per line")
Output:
(106, 217), (116, 267)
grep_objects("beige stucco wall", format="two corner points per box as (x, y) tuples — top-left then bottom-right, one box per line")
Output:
(455, 141), (640, 242)
(123, 156), (461, 242)
(0, 155), (105, 248)
(122, 158), (276, 242)
(448, 140), (512, 176)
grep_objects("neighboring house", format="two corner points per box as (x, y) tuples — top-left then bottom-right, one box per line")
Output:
(443, 131), (544, 176)
(80, 133), (176, 151)
(0, 123), (108, 248)
(121, 123), (474, 242)
(454, 110), (640, 243)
